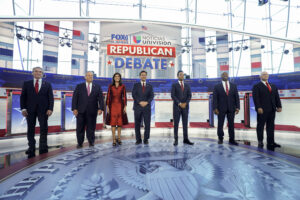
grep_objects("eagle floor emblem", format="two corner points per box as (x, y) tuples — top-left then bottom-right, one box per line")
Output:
(0, 138), (299, 200)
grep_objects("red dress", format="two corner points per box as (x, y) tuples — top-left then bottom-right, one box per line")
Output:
(106, 84), (128, 126)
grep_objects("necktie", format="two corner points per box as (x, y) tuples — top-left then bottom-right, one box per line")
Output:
(87, 83), (91, 96)
(180, 81), (184, 92)
(266, 82), (272, 93)
(35, 80), (39, 94)
(142, 82), (145, 93)
(225, 81), (229, 96)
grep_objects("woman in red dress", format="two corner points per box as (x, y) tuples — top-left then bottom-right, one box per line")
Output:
(106, 73), (128, 146)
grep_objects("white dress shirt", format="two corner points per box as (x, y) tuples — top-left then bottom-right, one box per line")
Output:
(222, 80), (230, 92)
(33, 78), (42, 92)
(86, 82), (93, 93)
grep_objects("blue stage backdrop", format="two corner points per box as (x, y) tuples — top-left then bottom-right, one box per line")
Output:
(1, 67), (300, 92)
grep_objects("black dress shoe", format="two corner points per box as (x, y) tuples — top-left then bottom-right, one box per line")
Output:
(267, 144), (275, 151)
(258, 141), (264, 148)
(273, 142), (281, 148)
(183, 140), (194, 145)
(229, 140), (238, 146)
(27, 153), (36, 158)
(25, 148), (35, 154)
(89, 143), (94, 147)
(143, 140), (149, 145)
(173, 140), (178, 146)
(135, 140), (142, 145)
(39, 149), (48, 154)
(218, 140), (223, 144)
(77, 144), (83, 148)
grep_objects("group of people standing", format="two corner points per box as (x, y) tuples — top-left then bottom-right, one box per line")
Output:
(20, 67), (282, 158)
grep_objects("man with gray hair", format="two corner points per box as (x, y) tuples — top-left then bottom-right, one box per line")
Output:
(72, 71), (104, 148)
(20, 67), (54, 158)
(252, 71), (282, 150)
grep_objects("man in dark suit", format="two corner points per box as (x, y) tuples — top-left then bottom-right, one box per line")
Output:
(20, 67), (54, 158)
(213, 72), (240, 145)
(252, 71), (282, 149)
(132, 71), (154, 145)
(72, 71), (104, 148)
(171, 70), (193, 146)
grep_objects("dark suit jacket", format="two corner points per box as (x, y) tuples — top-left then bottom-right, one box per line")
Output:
(72, 82), (104, 115)
(132, 82), (154, 111)
(252, 81), (282, 112)
(171, 81), (191, 109)
(213, 82), (240, 112)
(20, 80), (54, 113)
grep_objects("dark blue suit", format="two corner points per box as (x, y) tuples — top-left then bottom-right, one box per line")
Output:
(20, 80), (54, 151)
(72, 82), (104, 145)
(132, 82), (154, 142)
(213, 82), (240, 141)
(171, 81), (191, 141)
(252, 81), (282, 144)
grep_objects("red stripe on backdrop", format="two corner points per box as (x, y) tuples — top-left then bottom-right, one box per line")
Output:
(251, 62), (262, 68)
(220, 65), (229, 71)
(73, 30), (81, 37)
(44, 24), (59, 32)
(294, 56), (300, 64)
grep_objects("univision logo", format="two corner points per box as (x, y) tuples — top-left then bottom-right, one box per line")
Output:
(133, 35), (141, 44)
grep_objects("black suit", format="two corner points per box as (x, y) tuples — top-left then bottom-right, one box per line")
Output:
(213, 82), (240, 141)
(72, 82), (104, 145)
(132, 82), (154, 142)
(20, 79), (54, 151)
(171, 81), (191, 141)
(252, 81), (282, 145)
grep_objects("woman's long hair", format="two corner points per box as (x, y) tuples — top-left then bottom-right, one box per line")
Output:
(112, 72), (122, 86)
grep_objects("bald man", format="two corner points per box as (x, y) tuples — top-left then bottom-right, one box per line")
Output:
(252, 71), (282, 149)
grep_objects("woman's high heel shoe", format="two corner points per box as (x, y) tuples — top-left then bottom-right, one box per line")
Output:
(112, 140), (117, 146)
(117, 138), (122, 145)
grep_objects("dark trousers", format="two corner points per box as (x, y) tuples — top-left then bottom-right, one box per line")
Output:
(173, 107), (188, 140)
(217, 111), (235, 141)
(76, 112), (97, 145)
(256, 111), (275, 144)
(26, 111), (48, 151)
(134, 108), (151, 142)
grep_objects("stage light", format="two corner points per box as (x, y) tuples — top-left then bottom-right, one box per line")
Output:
(181, 49), (186, 53)
(243, 46), (248, 50)
(95, 46), (99, 51)
(235, 46), (240, 51)
(206, 48), (211, 53)
(93, 36), (97, 42)
(16, 33), (24, 40)
(284, 50), (289, 54)
(90, 45), (94, 50)
(66, 40), (72, 48)
(211, 48), (216, 52)
(258, 0), (268, 6)
(26, 35), (33, 42)
(228, 47), (233, 52)
(261, 44), (265, 49)
(59, 39), (65, 47)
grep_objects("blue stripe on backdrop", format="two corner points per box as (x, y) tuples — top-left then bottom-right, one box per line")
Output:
(43, 50), (58, 57)
(0, 42), (14, 49)
(0, 48), (13, 57)
(1, 67), (300, 92)
(0, 55), (13, 61)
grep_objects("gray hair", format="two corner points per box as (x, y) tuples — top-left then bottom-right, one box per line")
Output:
(32, 66), (43, 72)
(86, 71), (94, 75)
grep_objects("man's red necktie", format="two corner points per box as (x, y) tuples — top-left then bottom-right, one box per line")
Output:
(225, 81), (229, 96)
(180, 81), (184, 92)
(35, 80), (39, 94)
(142, 82), (145, 93)
(266, 82), (272, 93)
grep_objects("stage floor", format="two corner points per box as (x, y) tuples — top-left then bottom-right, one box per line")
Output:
(0, 128), (300, 200)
